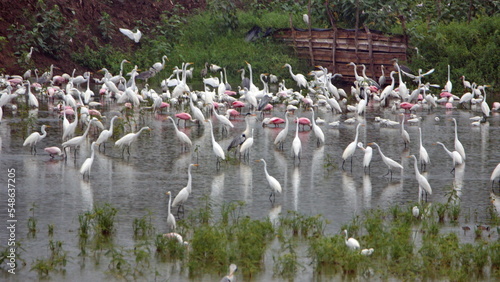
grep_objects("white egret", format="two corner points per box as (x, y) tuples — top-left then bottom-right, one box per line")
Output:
(343, 229), (360, 250)
(62, 118), (97, 158)
(62, 106), (78, 141)
(342, 123), (362, 170)
(435, 142), (463, 172)
(274, 112), (290, 150)
(452, 118), (466, 160)
(23, 125), (49, 154)
(480, 85), (491, 118)
(368, 142), (403, 179)
(114, 126), (151, 156)
(311, 107), (325, 146)
(418, 127), (430, 170)
(357, 142), (373, 173)
(292, 117), (302, 163)
(401, 114), (410, 147)
(79, 141), (97, 180)
(189, 92), (205, 126)
(152, 55), (168, 73)
(167, 116), (192, 151)
(95, 116), (120, 151)
(239, 129), (254, 160)
(283, 63), (307, 89)
(207, 120), (225, 168)
(119, 28), (142, 43)
(256, 159), (282, 202)
(491, 163), (500, 190)
(166, 191), (176, 231)
(212, 104), (234, 134)
(444, 64), (452, 93)
(172, 163), (199, 214)
(408, 155), (432, 201)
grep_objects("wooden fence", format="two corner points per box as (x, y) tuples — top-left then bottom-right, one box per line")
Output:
(272, 26), (408, 83)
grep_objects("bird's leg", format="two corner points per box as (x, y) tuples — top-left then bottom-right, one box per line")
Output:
(342, 159), (346, 170)
(450, 167), (455, 174)
(350, 157), (353, 171)
(74, 147), (78, 159)
(389, 170), (393, 181)
(383, 169), (390, 177)
(127, 146), (131, 155)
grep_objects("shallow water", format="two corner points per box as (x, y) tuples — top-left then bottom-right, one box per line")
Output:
(1, 96), (499, 280)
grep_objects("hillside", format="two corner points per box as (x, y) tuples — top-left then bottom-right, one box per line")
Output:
(0, 0), (206, 76)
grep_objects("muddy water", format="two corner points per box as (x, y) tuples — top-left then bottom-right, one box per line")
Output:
(1, 97), (499, 280)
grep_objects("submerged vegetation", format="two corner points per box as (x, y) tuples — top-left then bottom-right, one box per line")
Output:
(8, 198), (500, 280)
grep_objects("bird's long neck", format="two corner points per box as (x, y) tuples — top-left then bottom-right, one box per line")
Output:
(390, 72), (396, 87)
(375, 144), (385, 158)
(109, 117), (116, 135)
(439, 143), (452, 156)
(82, 121), (92, 137)
(90, 143), (96, 160)
(419, 128), (423, 145)
(187, 166), (193, 193)
(453, 120), (458, 138)
(248, 64), (254, 86)
(41, 127), (47, 138)
(413, 156), (419, 175)
(354, 124), (361, 143)
(167, 193), (172, 214)
(170, 117), (179, 131)
(287, 65), (295, 78)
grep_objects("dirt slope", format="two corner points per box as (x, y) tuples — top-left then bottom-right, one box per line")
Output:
(0, 0), (206, 75)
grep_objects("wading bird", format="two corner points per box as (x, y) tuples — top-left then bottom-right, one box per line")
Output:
(95, 116), (120, 151)
(368, 142), (403, 180)
(166, 191), (176, 231)
(418, 127), (430, 171)
(434, 142), (463, 173)
(256, 159), (282, 203)
(62, 118), (97, 159)
(23, 124), (49, 155)
(408, 155), (432, 202)
(172, 163), (198, 214)
(343, 229), (360, 250)
(357, 142), (373, 173)
(342, 123), (362, 170)
(119, 28), (142, 43)
(167, 116), (192, 152)
(114, 126), (151, 156)
(208, 120), (225, 168)
(452, 118), (466, 161)
(80, 142), (97, 180)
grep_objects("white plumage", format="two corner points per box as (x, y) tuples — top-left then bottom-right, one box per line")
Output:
(119, 28), (142, 43)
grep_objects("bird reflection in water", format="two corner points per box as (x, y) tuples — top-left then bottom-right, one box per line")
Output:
(363, 174), (372, 209)
(239, 162), (252, 203)
(292, 167), (300, 210)
(342, 172), (358, 213)
(80, 179), (93, 211)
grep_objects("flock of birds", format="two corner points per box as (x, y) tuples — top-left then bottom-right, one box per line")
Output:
(2, 49), (500, 279)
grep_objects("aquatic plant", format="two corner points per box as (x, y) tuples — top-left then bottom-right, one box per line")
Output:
(132, 211), (155, 239)
(90, 203), (118, 236)
(27, 202), (37, 236)
(30, 240), (68, 277)
(47, 224), (54, 237)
